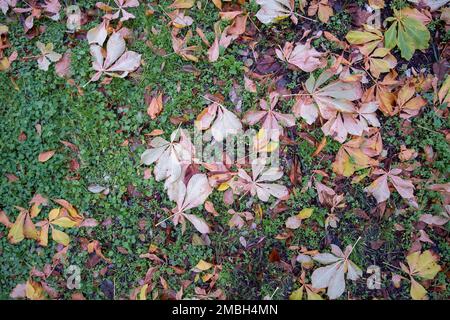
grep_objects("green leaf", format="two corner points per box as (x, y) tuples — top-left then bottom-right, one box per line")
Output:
(397, 24), (415, 60)
(384, 22), (397, 49)
(403, 17), (430, 50)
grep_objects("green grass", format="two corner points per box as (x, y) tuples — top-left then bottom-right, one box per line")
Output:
(0, 0), (449, 300)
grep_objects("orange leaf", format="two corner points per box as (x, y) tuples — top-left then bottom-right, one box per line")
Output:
(38, 150), (55, 162)
(312, 137), (327, 157)
(147, 93), (163, 120)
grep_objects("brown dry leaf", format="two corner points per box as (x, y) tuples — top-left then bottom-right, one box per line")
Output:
(396, 81), (427, 119)
(172, 30), (200, 62)
(147, 92), (163, 120)
(368, 0), (385, 9)
(332, 137), (379, 177)
(204, 201), (218, 217)
(38, 150), (56, 163)
(0, 210), (12, 228)
(312, 137), (327, 157)
(308, 0), (333, 23)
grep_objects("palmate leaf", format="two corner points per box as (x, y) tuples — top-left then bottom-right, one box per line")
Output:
(384, 9), (430, 60)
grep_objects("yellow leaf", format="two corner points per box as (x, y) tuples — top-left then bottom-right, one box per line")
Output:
(52, 228), (70, 246)
(217, 182), (229, 191)
(26, 280), (45, 300)
(51, 217), (78, 228)
(201, 273), (213, 282)
(410, 278), (427, 300)
(194, 260), (213, 271)
(54, 199), (83, 222)
(407, 250), (441, 280)
(139, 284), (148, 300)
(24, 214), (39, 240)
(38, 224), (49, 247)
(48, 208), (60, 221)
(8, 211), (26, 244)
(168, 0), (194, 9)
(298, 208), (314, 220)
(29, 204), (41, 219)
(306, 288), (323, 300)
(211, 0), (222, 10)
(289, 287), (304, 300)
(0, 57), (11, 71)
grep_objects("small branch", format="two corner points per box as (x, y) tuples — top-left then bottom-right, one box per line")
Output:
(201, 95), (227, 108)
(293, 12), (318, 23)
(281, 93), (312, 98)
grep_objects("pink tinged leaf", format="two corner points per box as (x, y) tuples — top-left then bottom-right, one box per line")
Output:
(318, 81), (362, 101)
(326, 262), (346, 299)
(210, 106), (242, 142)
(282, 42), (325, 72)
(293, 97), (318, 125)
(208, 38), (220, 62)
(141, 145), (167, 165)
(79, 218), (99, 227)
(184, 213), (210, 234)
(322, 115), (348, 143)
(195, 104), (218, 130)
(313, 253), (341, 264)
(285, 216), (301, 229)
(273, 112), (296, 127)
(104, 33), (126, 69)
(389, 173), (415, 200)
(331, 244), (345, 258)
(223, 188), (234, 205)
(87, 20), (108, 46)
(55, 52), (71, 78)
(257, 183), (288, 200)
(43, 0), (61, 14)
(243, 110), (267, 125)
(154, 148), (181, 182)
(38, 150), (55, 162)
(24, 15), (34, 32)
(311, 261), (342, 291)
(181, 174), (212, 211)
(346, 261), (363, 280)
(365, 174), (390, 203)
(255, 186), (271, 202)
(10, 283), (27, 299)
(419, 214), (449, 226)
(37, 56), (50, 71)
(106, 51), (141, 74)
(244, 76), (257, 93)
(258, 167), (283, 182)
(120, 9), (135, 21)
(342, 113), (363, 136)
(90, 45), (104, 72)
(123, 0), (139, 8)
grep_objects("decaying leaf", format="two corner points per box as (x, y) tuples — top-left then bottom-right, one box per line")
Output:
(232, 159), (289, 202)
(243, 92), (295, 141)
(195, 100), (243, 142)
(255, 0), (294, 24)
(365, 168), (415, 204)
(89, 32), (141, 82)
(400, 250), (441, 300)
(311, 243), (362, 299)
(36, 42), (61, 71)
(276, 41), (325, 72)
(168, 173), (213, 234)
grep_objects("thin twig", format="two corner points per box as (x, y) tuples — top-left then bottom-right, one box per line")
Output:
(293, 12), (318, 23)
